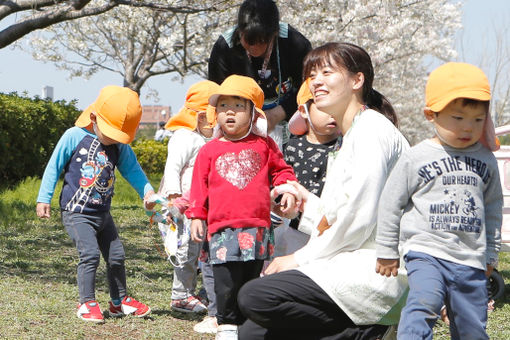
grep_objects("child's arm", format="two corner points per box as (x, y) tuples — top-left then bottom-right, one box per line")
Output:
(484, 158), (504, 274)
(36, 127), (83, 218)
(117, 144), (155, 203)
(160, 130), (197, 198)
(375, 153), (414, 275)
(267, 137), (297, 186)
(184, 147), (210, 221)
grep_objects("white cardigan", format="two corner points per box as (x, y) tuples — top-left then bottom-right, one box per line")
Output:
(294, 109), (410, 325)
(160, 128), (208, 197)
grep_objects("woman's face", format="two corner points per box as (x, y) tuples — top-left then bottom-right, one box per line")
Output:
(240, 34), (270, 58)
(308, 62), (356, 122)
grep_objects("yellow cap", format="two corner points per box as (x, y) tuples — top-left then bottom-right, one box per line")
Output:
(75, 85), (141, 144)
(165, 80), (219, 131)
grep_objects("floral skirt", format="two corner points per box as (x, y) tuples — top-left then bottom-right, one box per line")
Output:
(200, 226), (275, 265)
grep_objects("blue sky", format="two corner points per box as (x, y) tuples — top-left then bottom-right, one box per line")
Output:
(0, 0), (508, 112)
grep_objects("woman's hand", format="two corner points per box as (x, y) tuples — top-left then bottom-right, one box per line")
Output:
(287, 181), (310, 212)
(190, 219), (206, 242)
(375, 258), (399, 277)
(263, 254), (298, 275)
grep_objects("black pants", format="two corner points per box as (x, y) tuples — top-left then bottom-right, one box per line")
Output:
(238, 270), (389, 340)
(213, 259), (264, 325)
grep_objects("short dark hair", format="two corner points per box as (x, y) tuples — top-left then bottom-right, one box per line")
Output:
(237, 0), (279, 45)
(461, 98), (490, 113)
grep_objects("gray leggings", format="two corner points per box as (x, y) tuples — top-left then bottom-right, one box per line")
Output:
(62, 211), (127, 304)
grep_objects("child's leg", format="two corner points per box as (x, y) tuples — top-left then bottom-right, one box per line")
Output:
(445, 264), (488, 340)
(62, 211), (103, 303)
(96, 212), (127, 301)
(172, 217), (201, 300)
(397, 251), (446, 340)
(213, 260), (264, 325)
(201, 259), (217, 317)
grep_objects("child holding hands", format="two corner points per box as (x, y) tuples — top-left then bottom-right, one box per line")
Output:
(376, 63), (503, 340)
(187, 75), (298, 340)
(36, 86), (155, 323)
(158, 80), (218, 323)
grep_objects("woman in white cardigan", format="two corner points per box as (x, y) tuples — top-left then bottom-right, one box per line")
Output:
(238, 42), (410, 340)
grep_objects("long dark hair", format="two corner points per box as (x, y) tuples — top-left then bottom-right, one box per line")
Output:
(303, 42), (398, 127)
(236, 0), (279, 45)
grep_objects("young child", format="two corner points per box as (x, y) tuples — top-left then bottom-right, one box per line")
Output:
(187, 75), (298, 340)
(158, 80), (217, 322)
(275, 80), (341, 255)
(36, 85), (156, 323)
(375, 62), (503, 340)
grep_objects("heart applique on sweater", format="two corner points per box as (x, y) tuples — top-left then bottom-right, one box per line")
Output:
(215, 149), (261, 189)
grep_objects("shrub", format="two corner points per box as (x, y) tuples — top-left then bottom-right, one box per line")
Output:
(0, 93), (80, 187)
(131, 138), (168, 175)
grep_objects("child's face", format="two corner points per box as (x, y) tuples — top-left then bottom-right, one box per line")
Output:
(302, 102), (339, 137)
(197, 112), (213, 138)
(425, 99), (487, 149)
(216, 96), (252, 139)
(90, 113), (120, 145)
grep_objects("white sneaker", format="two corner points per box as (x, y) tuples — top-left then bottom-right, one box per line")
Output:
(215, 324), (238, 340)
(194, 316), (218, 334)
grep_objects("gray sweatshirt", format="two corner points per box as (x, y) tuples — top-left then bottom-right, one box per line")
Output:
(376, 139), (502, 270)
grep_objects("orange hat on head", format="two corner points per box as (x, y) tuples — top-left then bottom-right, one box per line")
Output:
(207, 75), (266, 124)
(75, 85), (141, 144)
(289, 79), (313, 135)
(165, 80), (220, 131)
(207, 75), (267, 138)
(426, 62), (499, 151)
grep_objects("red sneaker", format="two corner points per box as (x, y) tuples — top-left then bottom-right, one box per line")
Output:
(77, 300), (104, 323)
(111, 296), (151, 317)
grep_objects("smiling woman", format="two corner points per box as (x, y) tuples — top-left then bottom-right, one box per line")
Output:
(237, 42), (410, 340)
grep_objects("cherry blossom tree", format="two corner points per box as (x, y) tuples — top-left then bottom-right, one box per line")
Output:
(26, 0), (461, 143)
(0, 0), (222, 49)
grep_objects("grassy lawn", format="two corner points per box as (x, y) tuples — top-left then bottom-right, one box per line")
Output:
(1, 175), (509, 339)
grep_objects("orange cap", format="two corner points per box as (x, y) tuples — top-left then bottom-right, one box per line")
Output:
(75, 85), (141, 144)
(288, 79), (312, 135)
(426, 62), (491, 112)
(426, 62), (499, 151)
(165, 80), (220, 131)
(207, 75), (265, 124)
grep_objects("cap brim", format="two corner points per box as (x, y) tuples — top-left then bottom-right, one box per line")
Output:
(75, 104), (94, 128)
(429, 90), (491, 112)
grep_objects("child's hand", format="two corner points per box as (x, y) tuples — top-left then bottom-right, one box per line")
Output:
(190, 219), (206, 242)
(36, 203), (51, 218)
(276, 193), (299, 219)
(143, 190), (156, 210)
(375, 258), (399, 277)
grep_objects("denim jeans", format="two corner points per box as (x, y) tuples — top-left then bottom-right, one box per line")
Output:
(62, 210), (126, 304)
(398, 251), (488, 340)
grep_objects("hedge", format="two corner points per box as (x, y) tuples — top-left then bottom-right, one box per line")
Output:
(0, 93), (80, 186)
(131, 137), (168, 175)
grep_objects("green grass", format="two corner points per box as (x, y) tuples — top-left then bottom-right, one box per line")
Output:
(0, 174), (213, 339)
(1, 175), (510, 339)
